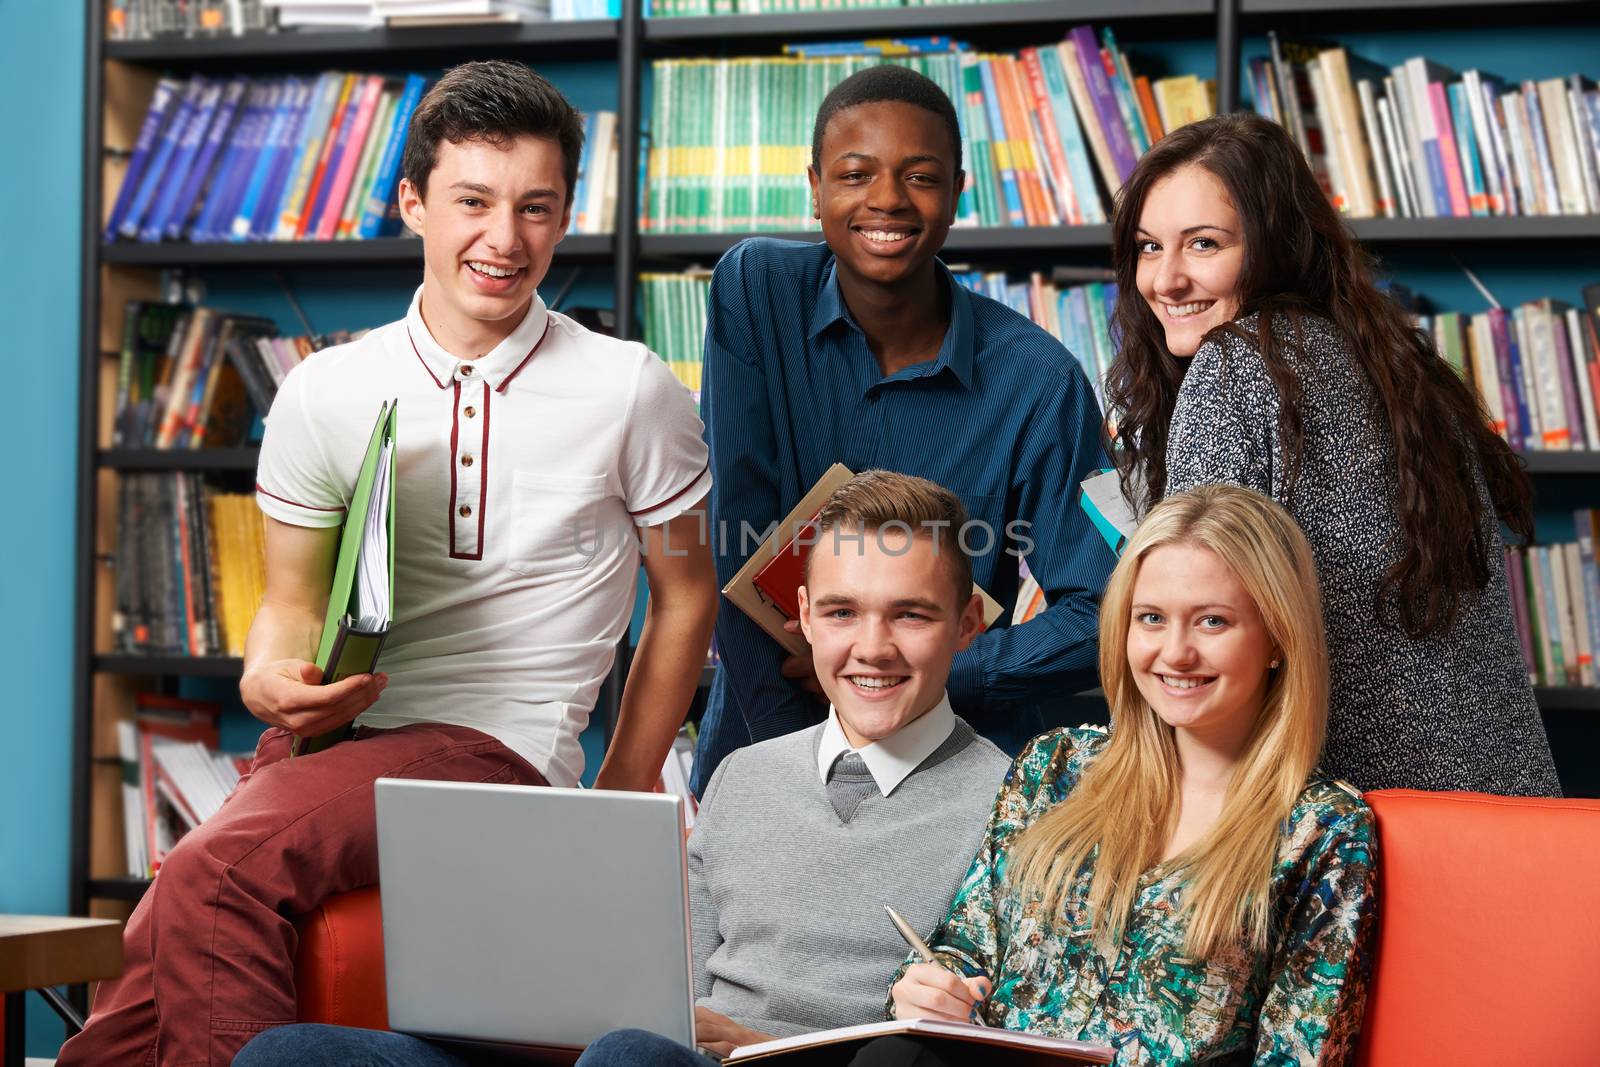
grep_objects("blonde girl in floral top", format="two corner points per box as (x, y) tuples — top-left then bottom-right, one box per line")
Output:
(882, 485), (1377, 1067)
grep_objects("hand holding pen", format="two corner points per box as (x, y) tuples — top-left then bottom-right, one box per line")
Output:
(884, 905), (992, 1028)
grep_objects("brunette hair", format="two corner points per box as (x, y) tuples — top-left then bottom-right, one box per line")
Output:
(1104, 112), (1532, 638)
(402, 60), (586, 204)
(1008, 484), (1327, 958)
(804, 469), (974, 605)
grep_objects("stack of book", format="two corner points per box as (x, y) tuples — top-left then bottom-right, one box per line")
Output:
(112, 301), (366, 450)
(1251, 36), (1600, 220)
(106, 71), (431, 244)
(114, 474), (267, 659)
(115, 695), (251, 878)
(1507, 512), (1599, 690)
(952, 269), (1116, 407)
(644, 30), (1213, 234)
(1416, 284), (1600, 453)
(641, 271), (711, 406)
(648, 0), (1056, 16)
(109, 0), (275, 38)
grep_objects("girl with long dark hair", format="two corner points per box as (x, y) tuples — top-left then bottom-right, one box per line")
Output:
(1104, 111), (1558, 796)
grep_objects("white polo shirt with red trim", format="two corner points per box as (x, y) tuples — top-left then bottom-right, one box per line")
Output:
(255, 287), (711, 786)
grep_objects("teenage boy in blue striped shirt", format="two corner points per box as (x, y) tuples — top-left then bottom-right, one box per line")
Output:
(694, 64), (1116, 793)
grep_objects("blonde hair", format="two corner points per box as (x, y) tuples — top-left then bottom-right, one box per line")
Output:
(1007, 484), (1328, 958)
(805, 469), (974, 602)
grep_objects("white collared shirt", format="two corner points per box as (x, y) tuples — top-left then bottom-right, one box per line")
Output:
(255, 287), (711, 786)
(814, 694), (957, 797)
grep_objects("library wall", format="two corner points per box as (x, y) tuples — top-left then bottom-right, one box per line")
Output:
(0, 3), (86, 1058)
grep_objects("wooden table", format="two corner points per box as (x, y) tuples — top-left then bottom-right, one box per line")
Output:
(0, 916), (122, 1067)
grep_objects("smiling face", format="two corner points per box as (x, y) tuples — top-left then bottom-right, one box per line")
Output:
(1126, 542), (1277, 756)
(1134, 163), (1246, 357)
(798, 526), (982, 749)
(398, 133), (570, 355)
(808, 100), (961, 294)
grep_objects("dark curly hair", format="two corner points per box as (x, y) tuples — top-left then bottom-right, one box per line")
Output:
(402, 60), (586, 204)
(1104, 111), (1532, 639)
(811, 64), (962, 175)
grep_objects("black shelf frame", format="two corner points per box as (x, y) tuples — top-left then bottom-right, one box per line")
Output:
(72, 0), (1600, 919)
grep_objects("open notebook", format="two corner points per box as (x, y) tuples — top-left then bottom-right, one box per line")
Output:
(728, 1018), (1114, 1065)
(293, 399), (398, 756)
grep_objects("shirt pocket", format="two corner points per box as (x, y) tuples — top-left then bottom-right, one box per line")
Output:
(508, 470), (608, 576)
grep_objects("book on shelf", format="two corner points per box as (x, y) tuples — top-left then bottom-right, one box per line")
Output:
(108, 0), (276, 40)
(113, 300), (370, 448)
(641, 271), (711, 406)
(728, 1018), (1112, 1065)
(951, 269), (1116, 408)
(1251, 36), (1600, 220)
(644, 31), (1212, 235)
(115, 694), (251, 879)
(114, 473), (267, 659)
(1507, 511), (1600, 690)
(569, 110), (620, 235)
(1416, 283), (1600, 453)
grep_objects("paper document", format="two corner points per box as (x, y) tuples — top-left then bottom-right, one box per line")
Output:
(1079, 468), (1139, 555)
(354, 439), (393, 631)
(729, 1018), (1114, 1064)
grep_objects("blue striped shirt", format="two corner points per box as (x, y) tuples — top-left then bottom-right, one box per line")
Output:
(694, 238), (1115, 794)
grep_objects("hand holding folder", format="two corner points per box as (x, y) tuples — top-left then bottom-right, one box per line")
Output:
(292, 400), (398, 756)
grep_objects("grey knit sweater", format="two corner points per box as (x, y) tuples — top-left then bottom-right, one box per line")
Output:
(688, 717), (1009, 1037)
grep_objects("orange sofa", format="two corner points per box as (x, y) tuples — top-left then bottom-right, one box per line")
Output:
(293, 790), (1600, 1063)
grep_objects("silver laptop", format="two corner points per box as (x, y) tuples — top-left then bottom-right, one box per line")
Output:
(374, 778), (695, 1053)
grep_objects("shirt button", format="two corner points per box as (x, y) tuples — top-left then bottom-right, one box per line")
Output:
(461, 455), (474, 467)
(459, 505), (472, 518)
(464, 406), (476, 418)
(460, 365), (474, 376)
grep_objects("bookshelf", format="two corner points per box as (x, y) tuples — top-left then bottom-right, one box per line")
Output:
(71, 0), (1600, 938)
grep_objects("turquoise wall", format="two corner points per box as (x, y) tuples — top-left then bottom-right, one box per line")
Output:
(0, 0), (84, 1056)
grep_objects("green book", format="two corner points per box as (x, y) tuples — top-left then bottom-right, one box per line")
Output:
(294, 399), (398, 756)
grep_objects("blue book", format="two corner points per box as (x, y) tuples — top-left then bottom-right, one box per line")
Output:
(1504, 309), (1536, 451)
(357, 73), (427, 239)
(206, 80), (281, 242)
(168, 77), (248, 241)
(141, 78), (221, 243)
(1099, 27), (1149, 155)
(1449, 83), (1489, 217)
(192, 81), (272, 242)
(249, 78), (316, 241)
(231, 76), (304, 242)
(120, 78), (206, 241)
(567, 111), (596, 235)
(105, 77), (183, 242)
(977, 58), (1025, 227)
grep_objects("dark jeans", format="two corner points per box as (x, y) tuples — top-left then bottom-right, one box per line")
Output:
(574, 1028), (720, 1066)
(235, 1025), (481, 1067)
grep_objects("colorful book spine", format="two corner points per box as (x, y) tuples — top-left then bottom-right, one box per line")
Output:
(141, 77), (222, 243)
(166, 77), (247, 241)
(358, 73), (428, 239)
(106, 77), (182, 241)
(230, 76), (304, 242)
(1068, 24), (1139, 185)
(313, 75), (385, 241)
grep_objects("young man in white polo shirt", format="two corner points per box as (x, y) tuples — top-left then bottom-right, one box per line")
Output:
(59, 60), (718, 1067)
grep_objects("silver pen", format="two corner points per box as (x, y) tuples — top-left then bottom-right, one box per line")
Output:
(884, 904), (989, 1027)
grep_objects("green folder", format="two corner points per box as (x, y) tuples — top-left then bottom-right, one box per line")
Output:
(293, 400), (398, 757)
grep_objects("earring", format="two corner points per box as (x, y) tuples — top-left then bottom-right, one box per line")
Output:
(1270, 658), (1281, 669)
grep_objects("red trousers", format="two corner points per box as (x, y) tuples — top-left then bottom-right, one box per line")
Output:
(57, 721), (548, 1067)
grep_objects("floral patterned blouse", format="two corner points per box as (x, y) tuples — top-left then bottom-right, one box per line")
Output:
(890, 727), (1377, 1066)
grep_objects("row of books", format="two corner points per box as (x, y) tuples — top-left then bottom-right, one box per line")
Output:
(114, 475), (267, 659)
(644, 30), (1214, 234)
(114, 695), (249, 878)
(260, 0), (591, 30)
(106, 71), (429, 244)
(108, 0), (274, 39)
(113, 301), (363, 450)
(646, 0), (1028, 15)
(1252, 36), (1600, 220)
(1508, 514), (1600, 690)
(1420, 284), (1600, 453)
(641, 271), (711, 406)
(952, 270), (1116, 408)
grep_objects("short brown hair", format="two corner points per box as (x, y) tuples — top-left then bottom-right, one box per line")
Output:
(402, 60), (585, 204)
(805, 470), (974, 604)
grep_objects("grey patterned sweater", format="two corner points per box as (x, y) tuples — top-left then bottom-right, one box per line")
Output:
(688, 717), (1009, 1036)
(1164, 312), (1560, 796)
